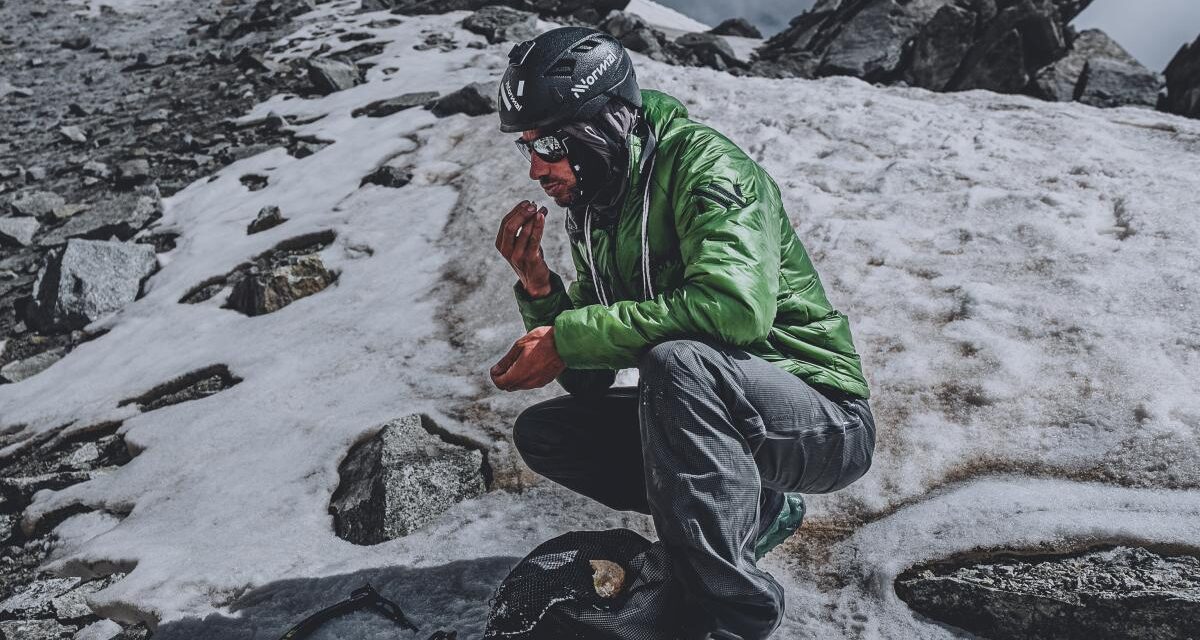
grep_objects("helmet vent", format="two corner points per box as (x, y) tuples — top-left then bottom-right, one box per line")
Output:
(546, 59), (576, 77)
(571, 40), (599, 53)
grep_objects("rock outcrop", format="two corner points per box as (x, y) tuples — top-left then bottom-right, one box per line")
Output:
(1163, 34), (1200, 118)
(709, 17), (762, 39)
(24, 239), (158, 333)
(748, 0), (1161, 110)
(330, 414), (489, 545)
(896, 546), (1200, 640)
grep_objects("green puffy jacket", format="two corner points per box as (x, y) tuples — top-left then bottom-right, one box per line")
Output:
(513, 89), (870, 400)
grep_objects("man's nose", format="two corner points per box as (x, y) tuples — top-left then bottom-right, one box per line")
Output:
(528, 154), (550, 181)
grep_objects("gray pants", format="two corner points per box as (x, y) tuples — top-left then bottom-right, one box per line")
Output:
(514, 339), (876, 639)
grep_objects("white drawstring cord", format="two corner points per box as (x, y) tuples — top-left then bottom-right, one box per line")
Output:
(639, 150), (656, 302)
(583, 126), (657, 306)
(583, 204), (609, 307)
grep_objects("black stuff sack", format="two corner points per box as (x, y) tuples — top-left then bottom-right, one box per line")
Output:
(483, 528), (684, 640)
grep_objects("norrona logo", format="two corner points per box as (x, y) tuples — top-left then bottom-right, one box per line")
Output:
(501, 78), (523, 111)
(571, 52), (618, 98)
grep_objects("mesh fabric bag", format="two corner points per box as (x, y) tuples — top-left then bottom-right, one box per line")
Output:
(484, 528), (683, 640)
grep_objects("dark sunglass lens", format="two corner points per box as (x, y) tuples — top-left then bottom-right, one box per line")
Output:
(533, 136), (566, 162)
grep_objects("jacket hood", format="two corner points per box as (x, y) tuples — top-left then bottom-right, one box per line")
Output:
(639, 89), (690, 141)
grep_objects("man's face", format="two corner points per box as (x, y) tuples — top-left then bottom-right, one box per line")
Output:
(522, 128), (577, 207)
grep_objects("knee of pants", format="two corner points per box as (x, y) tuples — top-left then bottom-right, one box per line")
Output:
(637, 339), (712, 384)
(512, 405), (554, 464)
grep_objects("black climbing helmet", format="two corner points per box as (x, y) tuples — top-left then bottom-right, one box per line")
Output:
(497, 26), (642, 134)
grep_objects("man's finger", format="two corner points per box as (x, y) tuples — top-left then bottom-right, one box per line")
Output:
(528, 208), (546, 251)
(512, 208), (543, 263)
(491, 342), (521, 378)
(498, 204), (537, 258)
(495, 201), (531, 254)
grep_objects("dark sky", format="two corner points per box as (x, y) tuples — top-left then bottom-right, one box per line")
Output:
(651, 0), (1200, 72)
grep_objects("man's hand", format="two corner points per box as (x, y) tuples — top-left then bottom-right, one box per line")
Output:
(496, 200), (551, 298)
(491, 326), (567, 391)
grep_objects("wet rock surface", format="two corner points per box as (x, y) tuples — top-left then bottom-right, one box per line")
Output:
(896, 545), (1200, 640)
(330, 414), (490, 545)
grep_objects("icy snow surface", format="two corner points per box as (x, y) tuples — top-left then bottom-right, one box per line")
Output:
(1, 0), (1199, 636)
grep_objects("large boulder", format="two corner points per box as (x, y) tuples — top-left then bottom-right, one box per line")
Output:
(1074, 57), (1160, 108)
(305, 57), (360, 95)
(896, 546), (1200, 640)
(756, 0), (1092, 92)
(1163, 34), (1200, 118)
(224, 253), (336, 316)
(38, 187), (163, 246)
(1030, 28), (1140, 101)
(709, 17), (762, 39)
(428, 81), (497, 117)
(330, 414), (488, 545)
(25, 239), (158, 332)
(385, 0), (626, 18)
(461, 5), (538, 44)
(0, 216), (40, 246)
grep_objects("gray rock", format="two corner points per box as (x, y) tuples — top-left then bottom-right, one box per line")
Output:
(51, 577), (112, 622)
(115, 159), (151, 188)
(73, 619), (124, 640)
(0, 347), (66, 383)
(428, 81), (496, 117)
(675, 32), (740, 70)
(600, 11), (664, 59)
(360, 166), (411, 188)
(224, 254), (336, 316)
(38, 188), (163, 246)
(759, 0), (1089, 92)
(0, 216), (40, 246)
(0, 618), (76, 639)
(62, 34), (92, 50)
(1032, 29), (1143, 101)
(119, 364), (241, 412)
(64, 442), (101, 468)
(247, 205), (288, 234)
(0, 576), (81, 617)
(26, 239), (158, 332)
(895, 546), (1200, 640)
(709, 17), (761, 39)
(9, 190), (65, 218)
(461, 5), (538, 44)
(1163, 34), (1200, 118)
(0, 470), (92, 504)
(330, 414), (488, 544)
(350, 91), (439, 118)
(305, 57), (359, 95)
(1076, 57), (1161, 108)
(59, 125), (88, 143)
(81, 161), (111, 179)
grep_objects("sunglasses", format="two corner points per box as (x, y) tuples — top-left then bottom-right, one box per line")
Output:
(514, 132), (569, 163)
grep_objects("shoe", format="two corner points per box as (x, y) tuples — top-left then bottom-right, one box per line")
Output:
(753, 493), (805, 560)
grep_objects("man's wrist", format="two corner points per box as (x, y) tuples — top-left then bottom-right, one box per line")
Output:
(521, 278), (552, 299)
